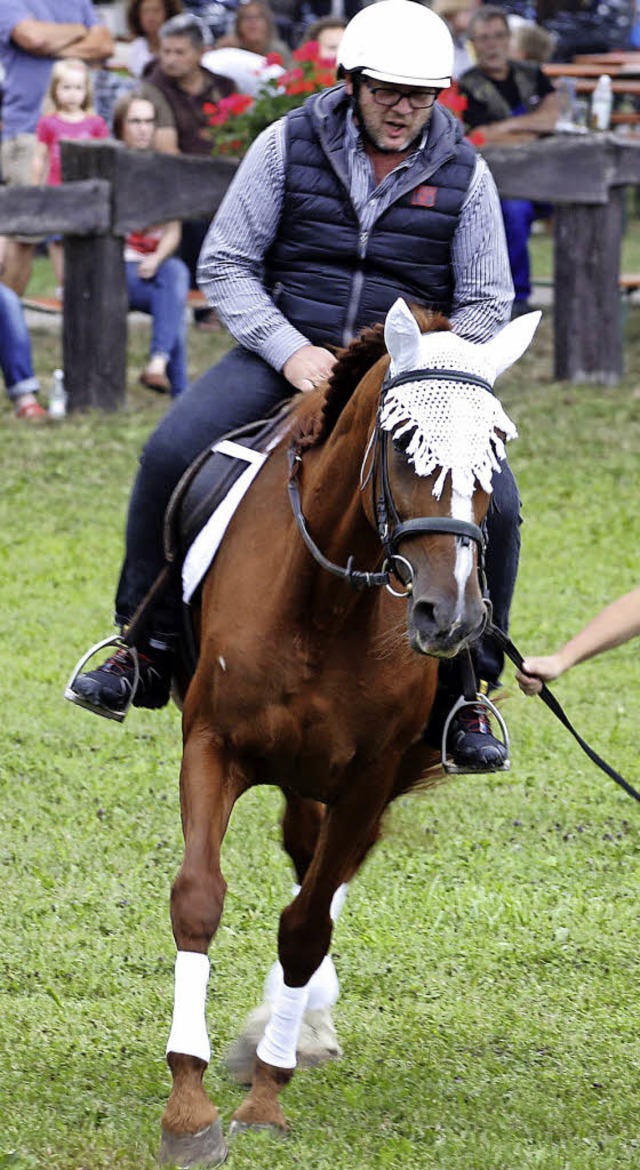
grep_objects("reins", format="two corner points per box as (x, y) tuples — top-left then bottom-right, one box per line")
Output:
(490, 624), (640, 804)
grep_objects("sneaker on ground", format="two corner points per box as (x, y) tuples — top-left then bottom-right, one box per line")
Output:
(69, 646), (172, 717)
(449, 702), (508, 771)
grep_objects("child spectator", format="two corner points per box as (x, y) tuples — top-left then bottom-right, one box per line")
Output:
(113, 91), (190, 397)
(32, 59), (109, 295)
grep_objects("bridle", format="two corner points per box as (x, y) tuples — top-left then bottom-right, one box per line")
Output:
(287, 365), (489, 596)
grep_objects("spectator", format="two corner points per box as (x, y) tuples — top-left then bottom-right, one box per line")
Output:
(138, 12), (236, 325)
(126, 0), (184, 78)
(509, 19), (556, 64)
(216, 0), (292, 63)
(0, 0), (114, 296)
(487, 0), (633, 62)
(291, 0), (361, 48)
(113, 91), (190, 396)
(301, 15), (345, 60)
(0, 281), (47, 420)
(32, 58), (109, 295)
(433, 0), (479, 80)
(516, 587), (640, 695)
(459, 5), (561, 316)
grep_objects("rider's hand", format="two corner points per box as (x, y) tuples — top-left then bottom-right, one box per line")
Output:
(283, 345), (336, 392)
(516, 654), (565, 696)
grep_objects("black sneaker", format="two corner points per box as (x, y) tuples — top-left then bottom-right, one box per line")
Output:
(67, 645), (172, 720)
(449, 702), (508, 772)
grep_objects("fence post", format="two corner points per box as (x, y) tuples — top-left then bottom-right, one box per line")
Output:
(61, 140), (127, 411)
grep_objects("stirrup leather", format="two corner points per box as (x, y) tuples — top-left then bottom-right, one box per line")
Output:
(441, 692), (511, 775)
(63, 634), (139, 724)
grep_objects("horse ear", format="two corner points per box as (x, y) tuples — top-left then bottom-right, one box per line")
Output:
(481, 310), (542, 378)
(384, 299), (422, 371)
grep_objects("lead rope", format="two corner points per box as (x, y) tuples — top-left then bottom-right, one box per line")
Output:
(490, 624), (640, 804)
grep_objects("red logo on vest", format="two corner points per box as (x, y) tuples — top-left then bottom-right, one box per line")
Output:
(411, 185), (438, 208)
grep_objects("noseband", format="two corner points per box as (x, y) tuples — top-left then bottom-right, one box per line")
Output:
(287, 366), (489, 594)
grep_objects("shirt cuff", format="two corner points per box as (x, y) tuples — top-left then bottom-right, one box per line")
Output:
(259, 322), (311, 373)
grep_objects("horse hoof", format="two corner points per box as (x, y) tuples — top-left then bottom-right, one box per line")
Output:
(224, 1004), (342, 1084)
(228, 1118), (288, 1140)
(159, 1118), (228, 1168)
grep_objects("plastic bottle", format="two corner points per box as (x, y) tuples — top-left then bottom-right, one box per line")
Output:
(48, 368), (67, 419)
(590, 75), (613, 131)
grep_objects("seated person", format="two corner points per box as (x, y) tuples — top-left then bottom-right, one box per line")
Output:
(300, 15), (345, 61)
(215, 0), (292, 65)
(459, 5), (561, 316)
(138, 12), (236, 322)
(113, 91), (190, 397)
(126, 0), (185, 78)
(0, 280), (47, 420)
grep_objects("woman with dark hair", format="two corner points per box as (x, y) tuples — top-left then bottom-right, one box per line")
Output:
(127, 0), (184, 77)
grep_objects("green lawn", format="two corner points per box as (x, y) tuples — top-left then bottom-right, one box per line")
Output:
(0, 291), (639, 1169)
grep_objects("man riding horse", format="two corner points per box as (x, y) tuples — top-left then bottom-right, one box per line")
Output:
(67, 0), (519, 772)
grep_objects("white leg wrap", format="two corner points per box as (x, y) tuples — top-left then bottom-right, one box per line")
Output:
(265, 954), (339, 1012)
(257, 982), (308, 1069)
(166, 951), (211, 1064)
(291, 881), (348, 922)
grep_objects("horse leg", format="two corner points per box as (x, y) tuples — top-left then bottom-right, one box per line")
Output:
(231, 786), (385, 1133)
(159, 725), (244, 1169)
(224, 793), (344, 1083)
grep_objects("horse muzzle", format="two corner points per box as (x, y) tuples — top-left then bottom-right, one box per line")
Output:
(407, 594), (487, 658)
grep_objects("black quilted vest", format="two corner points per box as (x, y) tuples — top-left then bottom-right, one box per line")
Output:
(264, 89), (477, 348)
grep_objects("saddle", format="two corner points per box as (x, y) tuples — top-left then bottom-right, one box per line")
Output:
(164, 399), (294, 593)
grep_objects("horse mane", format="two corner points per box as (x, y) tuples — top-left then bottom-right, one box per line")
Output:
(289, 306), (452, 452)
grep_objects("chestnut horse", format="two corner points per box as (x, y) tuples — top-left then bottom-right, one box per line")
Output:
(159, 300), (540, 1167)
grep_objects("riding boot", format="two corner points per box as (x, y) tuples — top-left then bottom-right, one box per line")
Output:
(66, 633), (174, 721)
(423, 656), (508, 773)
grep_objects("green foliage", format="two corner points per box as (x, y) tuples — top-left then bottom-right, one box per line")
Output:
(1, 294), (639, 1168)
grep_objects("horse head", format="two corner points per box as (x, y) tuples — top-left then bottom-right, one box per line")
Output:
(377, 298), (540, 658)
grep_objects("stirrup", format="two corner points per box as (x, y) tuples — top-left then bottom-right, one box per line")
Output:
(63, 634), (139, 724)
(441, 692), (511, 775)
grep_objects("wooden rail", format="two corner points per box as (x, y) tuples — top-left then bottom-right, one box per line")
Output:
(0, 135), (640, 402)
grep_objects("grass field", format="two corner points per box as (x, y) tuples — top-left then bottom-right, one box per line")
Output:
(0, 275), (639, 1170)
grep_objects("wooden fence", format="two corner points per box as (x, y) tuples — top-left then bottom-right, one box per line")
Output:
(0, 133), (639, 407)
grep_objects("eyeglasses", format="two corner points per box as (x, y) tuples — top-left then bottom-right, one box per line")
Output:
(364, 81), (437, 111)
(471, 30), (509, 44)
(126, 117), (156, 125)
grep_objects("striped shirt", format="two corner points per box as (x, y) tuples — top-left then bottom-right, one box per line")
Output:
(198, 111), (514, 372)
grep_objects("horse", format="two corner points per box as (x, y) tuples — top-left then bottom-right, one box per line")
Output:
(159, 298), (540, 1168)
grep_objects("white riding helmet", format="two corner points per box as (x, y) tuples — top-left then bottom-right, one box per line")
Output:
(338, 0), (454, 90)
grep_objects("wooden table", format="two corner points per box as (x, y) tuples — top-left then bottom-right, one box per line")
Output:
(481, 131), (640, 383)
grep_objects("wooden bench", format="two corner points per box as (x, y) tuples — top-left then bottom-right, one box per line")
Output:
(22, 287), (208, 316)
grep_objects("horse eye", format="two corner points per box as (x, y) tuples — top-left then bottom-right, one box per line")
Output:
(391, 430), (414, 458)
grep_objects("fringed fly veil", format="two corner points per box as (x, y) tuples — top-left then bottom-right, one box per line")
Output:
(379, 373), (518, 500)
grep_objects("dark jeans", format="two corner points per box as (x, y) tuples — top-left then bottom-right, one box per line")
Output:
(115, 345), (520, 684)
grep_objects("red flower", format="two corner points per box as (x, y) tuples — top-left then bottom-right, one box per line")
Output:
(265, 51), (284, 66)
(437, 82), (468, 118)
(292, 40), (320, 63)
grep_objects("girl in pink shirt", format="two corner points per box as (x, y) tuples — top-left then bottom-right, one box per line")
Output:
(33, 59), (109, 293)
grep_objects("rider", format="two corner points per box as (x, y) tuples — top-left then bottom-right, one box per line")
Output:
(68, 0), (519, 771)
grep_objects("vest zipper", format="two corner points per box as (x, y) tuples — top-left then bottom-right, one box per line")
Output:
(343, 230), (369, 346)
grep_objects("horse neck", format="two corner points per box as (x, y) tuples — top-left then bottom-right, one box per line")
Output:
(295, 368), (382, 568)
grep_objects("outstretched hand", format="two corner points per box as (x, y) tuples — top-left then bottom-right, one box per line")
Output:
(516, 654), (565, 696)
(283, 345), (336, 392)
